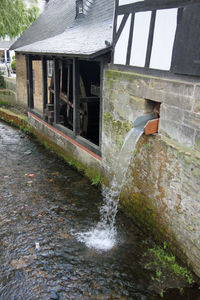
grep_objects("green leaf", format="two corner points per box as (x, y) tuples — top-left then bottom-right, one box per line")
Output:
(0, 0), (39, 38)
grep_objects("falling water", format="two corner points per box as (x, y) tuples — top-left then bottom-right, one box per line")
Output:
(75, 114), (155, 251)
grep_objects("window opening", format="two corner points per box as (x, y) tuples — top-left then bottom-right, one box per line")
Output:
(79, 60), (100, 146)
(43, 58), (101, 149)
(47, 60), (53, 77)
(76, 0), (83, 17)
(59, 60), (74, 130)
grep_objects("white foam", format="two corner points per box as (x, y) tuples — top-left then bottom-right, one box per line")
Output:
(75, 126), (145, 251)
(75, 227), (116, 251)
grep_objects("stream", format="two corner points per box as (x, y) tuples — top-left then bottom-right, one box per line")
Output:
(0, 121), (200, 300)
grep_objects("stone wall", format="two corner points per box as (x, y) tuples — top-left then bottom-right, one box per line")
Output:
(102, 66), (200, 277)
(28, 112), (103, 185)
(16, 53), (28, 108)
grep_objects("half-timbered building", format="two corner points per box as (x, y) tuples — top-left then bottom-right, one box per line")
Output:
(11, 0), (200, 279)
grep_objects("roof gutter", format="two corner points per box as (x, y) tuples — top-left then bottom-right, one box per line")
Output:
(15, 46), (112, 59)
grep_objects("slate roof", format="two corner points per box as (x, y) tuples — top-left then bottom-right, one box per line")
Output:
(11, 0), (115, 58)
(0, 40), (16, 50)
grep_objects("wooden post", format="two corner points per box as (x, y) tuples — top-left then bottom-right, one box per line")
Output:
(42, 56), (48, 116)
(53, 58), (60, 124)
(73, 58), (80, 135)
(26, 54), (34, 110)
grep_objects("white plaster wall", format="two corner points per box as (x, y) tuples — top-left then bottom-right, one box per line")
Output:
(130, 11), (151, 67)
(114, 15), (131, 65)
(150, 8), (178, 70)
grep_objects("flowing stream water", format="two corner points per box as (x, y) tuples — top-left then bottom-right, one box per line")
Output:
(1, 120), (200, 299)
(75, 127), (144, 251)
(75, 114), (156, 251)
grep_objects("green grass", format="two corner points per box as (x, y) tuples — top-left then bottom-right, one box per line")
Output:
(148, 242), (194, 285)
(0, 100), (11, 108)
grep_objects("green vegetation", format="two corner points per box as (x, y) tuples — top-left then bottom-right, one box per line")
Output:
(145, 242), (194, 297)
(103, 112), (132, 147)
(0, 0), (39, 38)
(11, 56), (16, 72)
(0, 100), (11, 108)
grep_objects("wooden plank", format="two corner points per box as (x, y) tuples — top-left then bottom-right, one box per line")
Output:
(144, 118), (159, 135)
(60, 92), (73, 107)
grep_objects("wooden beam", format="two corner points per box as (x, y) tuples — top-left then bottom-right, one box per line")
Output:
(114, 13), (130, 46)
(118, 0), (200, 15)
(145, 10), (156, 68)
(73, 58), (80, 135)
(26, 54), (34, 109)
(53, 58), (60, 124)
(42, 57), (48, 116)
(126, 13), (135, 65)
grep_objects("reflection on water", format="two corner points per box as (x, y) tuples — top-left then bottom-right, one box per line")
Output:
(0, 121), (200, 300)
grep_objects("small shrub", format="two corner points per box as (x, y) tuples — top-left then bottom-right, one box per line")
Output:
(11, 57), (16, 72)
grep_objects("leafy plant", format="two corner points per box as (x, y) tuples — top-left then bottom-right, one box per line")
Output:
(149, 243), (194, 285)
(0, 0), (39, 39)
(11, 56), (16, 72)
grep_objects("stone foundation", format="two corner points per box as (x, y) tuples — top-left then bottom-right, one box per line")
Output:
(102, 66), (200, 277)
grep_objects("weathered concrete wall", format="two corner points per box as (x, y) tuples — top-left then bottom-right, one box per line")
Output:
(102, 66), (200, 277)
(16, 53), (28, 108)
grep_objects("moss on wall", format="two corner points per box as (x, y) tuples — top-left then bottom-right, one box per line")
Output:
(0, 107), (28, 130)
(30, 127), (104, 187)
(103, 112), (132, 148)
(119, 192), (167, 241)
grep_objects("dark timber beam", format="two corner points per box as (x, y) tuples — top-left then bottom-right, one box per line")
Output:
(73, 58), (80, 136)
(114, 13), (129, 46)
(42, 57), (48, 116)
(126, 13), (135, 65)
(118, 0), (200, 15)
(26, 54), (34, 109)
(145, 10), (156, 68)
(54, 58), (60, 124)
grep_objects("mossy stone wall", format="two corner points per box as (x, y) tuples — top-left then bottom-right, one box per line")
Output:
(102, 66), (200, 277)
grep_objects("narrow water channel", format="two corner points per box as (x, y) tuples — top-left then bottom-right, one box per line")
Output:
(0, 121), (199, 300)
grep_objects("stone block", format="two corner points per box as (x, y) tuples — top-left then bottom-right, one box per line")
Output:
(184, 111), (200, 130)
(179, 125), (195, 147)
(159, 119), (180, 140)
(194, 130), (200, 152)
(193, 85), (200, 113)
(160, 103), (184, 122)
(149, 77), (194, 97)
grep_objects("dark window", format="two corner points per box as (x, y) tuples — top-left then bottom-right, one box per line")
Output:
(76, 0), (83, 17)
